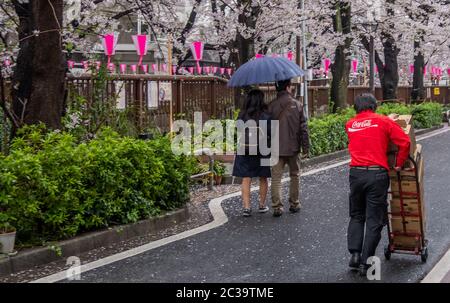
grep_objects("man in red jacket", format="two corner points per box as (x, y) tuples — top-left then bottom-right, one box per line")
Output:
(346, 94), (410, 276)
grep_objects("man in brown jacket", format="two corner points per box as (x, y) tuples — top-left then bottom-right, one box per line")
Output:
(268, 79), (310, 217)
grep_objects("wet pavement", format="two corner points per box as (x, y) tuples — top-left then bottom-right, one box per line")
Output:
(66, 129), (450, 283)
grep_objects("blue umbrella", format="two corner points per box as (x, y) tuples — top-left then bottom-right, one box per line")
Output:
(228, 56), (305, 88)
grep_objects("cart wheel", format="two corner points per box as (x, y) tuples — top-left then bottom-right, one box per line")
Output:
(384, 245), (392, 260)
(421, 247), (428, 263)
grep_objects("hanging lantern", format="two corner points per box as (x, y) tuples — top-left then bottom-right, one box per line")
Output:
(120, 64), (127, 74)
(96, 61), (101, 70)
(67, 60), (75, 69)
(220, 67), (225, 75)
(132, 35), (150, 66)
(352, 59), (358, 74)
(204, 66), (211, 74)
(108, 63), (115, 72)
(3, 59), (11, 67)
(141, 64), (149, 73)
(162, 64), (167, 72)
(172, 65), (177, 75)
(197, 66), (202, 74)
(101, 33), (119, 65)
(131, 64), (137, 74)
(188, 66), (194, 74)
(152, 64), (157, 73)
(212, 66), (218, 74)
(190, 41), (204, 74)
(286, 51), (294, 61)
(82, 61), (89, 70)
(227, 68), (233, 76)
(323, 58), (331, 75)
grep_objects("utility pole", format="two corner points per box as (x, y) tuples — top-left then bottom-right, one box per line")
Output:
(137, 11), (142, 35)
(369, 34), (375, 95)
(301, 0), (309, 119)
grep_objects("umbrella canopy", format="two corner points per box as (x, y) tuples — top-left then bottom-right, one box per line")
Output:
(228, 56), (305, 88)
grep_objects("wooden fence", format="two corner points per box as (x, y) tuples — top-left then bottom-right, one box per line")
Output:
(66, 75), (235, 133)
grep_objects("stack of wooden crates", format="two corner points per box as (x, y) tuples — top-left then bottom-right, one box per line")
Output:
(387, 114), (425, 250)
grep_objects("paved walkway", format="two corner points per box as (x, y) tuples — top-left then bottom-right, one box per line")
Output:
(35, 127), (450, 283)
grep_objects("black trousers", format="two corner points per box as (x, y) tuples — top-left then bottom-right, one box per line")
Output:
(347, 168), (390, 264)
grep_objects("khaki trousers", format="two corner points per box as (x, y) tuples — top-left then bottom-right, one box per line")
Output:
(271, 154), (301, 210)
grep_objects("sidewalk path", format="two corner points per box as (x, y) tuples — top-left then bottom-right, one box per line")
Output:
(39, 128), (450, 283)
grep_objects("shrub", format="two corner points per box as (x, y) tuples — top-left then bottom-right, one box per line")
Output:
(308, 108), (355, 157)
(0, 125), (194, 244)
(411, 102), (442, 129)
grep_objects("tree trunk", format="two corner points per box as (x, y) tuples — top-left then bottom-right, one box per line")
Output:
(231, 2), (259, 109)
(11, 0), (65, 133)
(411, 41), (425, 102)
(378, 33), (399, 101)
(330, 1), (351, 113)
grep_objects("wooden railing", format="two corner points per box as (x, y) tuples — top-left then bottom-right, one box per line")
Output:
(66, 74), (236, 133)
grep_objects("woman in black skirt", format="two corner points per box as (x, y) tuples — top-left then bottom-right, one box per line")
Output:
(232, 89), (271, 217)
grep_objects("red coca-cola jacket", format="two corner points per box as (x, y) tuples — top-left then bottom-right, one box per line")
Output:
(346, 111), (411, 170)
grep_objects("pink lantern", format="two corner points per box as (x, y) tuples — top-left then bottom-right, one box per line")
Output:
(82, 61), (89, 70)
(204, 66), (211, 74)
(3, 59), (11, 67)
(323, 58), (331, 75)
(96, 61), (101, 70)
(172, 65), (177, 75)
(447, 68), (450, 76)
(220, 67), (225, 75)
(132, 35), (149, 66)
(375, 65), (379, 74)
(152, 64), (157, 73)
(120, 64), (127, 74)
(131, 64), (137, 74)
(141, 64), (149, 74)
(255, 54), (265, 59)
(67, 60), (75, 69)
(162, 64), (167, 72)
(190, 41), (204, 73)
(286, 51), (294, 61)
(212, 66), (218, 74)
(424, 65), (427, 76)
(101, 33), (119, 65)
(227, 68), (233, 76)
(352, 59), (358, 73)
(409, 65), (414, 74)
(108, 63), (115, 72)
(188, 66), (194, 74)
(197, 66), (202, 74)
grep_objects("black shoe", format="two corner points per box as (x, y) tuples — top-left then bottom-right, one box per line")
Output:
(349, 253), (361, 269)
(273, 208), (283, 217)
(359, 264), (369, 277)
(289, 205), (301, 213)
(243, 208), (252, 217)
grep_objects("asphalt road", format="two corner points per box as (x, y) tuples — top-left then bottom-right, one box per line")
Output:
(68, 129), (450, 283)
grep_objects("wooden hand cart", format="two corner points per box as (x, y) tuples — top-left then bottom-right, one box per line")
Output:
(385, 154), (428, 263)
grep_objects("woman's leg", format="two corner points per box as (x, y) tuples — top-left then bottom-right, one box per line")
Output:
(241, 177), (252, 209)
(259, 177), (268, 208)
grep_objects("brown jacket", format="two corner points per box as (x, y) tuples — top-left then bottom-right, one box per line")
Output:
(268, 91), (310, 157)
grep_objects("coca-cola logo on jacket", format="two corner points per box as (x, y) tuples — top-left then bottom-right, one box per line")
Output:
(348, 120), (379, 133)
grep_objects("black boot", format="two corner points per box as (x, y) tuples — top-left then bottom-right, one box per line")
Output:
(359, 264), (369, 277)
(349, 252), (361, 269)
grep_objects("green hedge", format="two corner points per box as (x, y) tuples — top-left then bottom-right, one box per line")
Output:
(309, 102), (443, 157)
(0, 126), (194, 244)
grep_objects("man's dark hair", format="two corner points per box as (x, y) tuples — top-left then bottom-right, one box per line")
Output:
(275, 79), (291, 92)
(354, 93), (378, 113)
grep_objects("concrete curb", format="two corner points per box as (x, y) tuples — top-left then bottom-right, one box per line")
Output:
(0, 207), (189, 278)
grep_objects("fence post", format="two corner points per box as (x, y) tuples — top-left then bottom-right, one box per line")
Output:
(210, 80), (216, 118)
